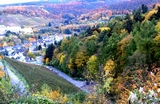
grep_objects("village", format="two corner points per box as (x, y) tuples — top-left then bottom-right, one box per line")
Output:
(0, 25), (72, 65)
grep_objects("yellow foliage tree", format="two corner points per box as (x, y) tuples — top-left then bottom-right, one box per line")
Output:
(68, 58), (73, 69)
(92, 31), (99, 36)
(144, 10), (157, 22)
(75, 50), (89, 68)
(155, 22), (160, 33)
(121, 29), (126, 34)
(86, 35), (98, 40)
(154, 34), (160, 42)
(117, 35), (132, 56)
(154, 4), (160, 10)
(40, 84), (68, 103)
(99, 27), (111, 32)
(46, 58), (49, 64)
(0, 67), (5, 78)
(27, 52), (36, 60)
(56, 52), (63, 61)
(60, 36), (68, 51)
(104, 59), (115, 76)
(87, 55), (98, 79)
(60, 54), (66, 64)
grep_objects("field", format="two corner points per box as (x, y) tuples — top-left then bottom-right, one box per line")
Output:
(4, 57), (80, 94)
(0, 14), (50, 27)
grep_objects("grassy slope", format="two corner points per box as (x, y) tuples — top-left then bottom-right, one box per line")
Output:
(4, 57), (79, 94)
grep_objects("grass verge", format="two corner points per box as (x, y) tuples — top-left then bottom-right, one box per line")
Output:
(4, 57), (79, 94)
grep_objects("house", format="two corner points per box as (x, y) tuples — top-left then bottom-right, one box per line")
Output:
(8, 52), (26, 62)
(31, 42), (37, 46)
(23, 40), (31, 48)
(0, 34), (4, 39)
(20, 28), (33, 34)
(12, 45), (26, 53)
(54, 35), (63, 42)
(29, 45), (37, 52)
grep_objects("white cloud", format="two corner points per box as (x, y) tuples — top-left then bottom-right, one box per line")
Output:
(0, 0), (40, 5)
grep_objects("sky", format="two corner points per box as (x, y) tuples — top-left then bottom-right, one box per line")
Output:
(0, 0), (40, 5)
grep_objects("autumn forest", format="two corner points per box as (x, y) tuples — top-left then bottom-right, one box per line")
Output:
(0, 2), (160, 104)
(44, 4), (160, 103)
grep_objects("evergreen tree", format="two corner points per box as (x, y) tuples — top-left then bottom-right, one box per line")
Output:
(125, 15), (133, 33)
(38, 45), (42, 50)
(85, 40), (97, 56)
(134, 21), (156, 71)
(48, 22), (52, 27)
(133, 8), (143, 22)
(141, 4), (148, 14)
(45, 43), (55, 61)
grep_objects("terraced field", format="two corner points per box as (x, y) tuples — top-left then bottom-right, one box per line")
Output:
(4, 57), (80, 94)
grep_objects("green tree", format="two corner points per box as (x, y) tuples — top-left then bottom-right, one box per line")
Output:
(155, 22), (160, 33)
(85, 39), (97, 56)
(151, 34), (160, 67)
(134, 21), (156, 71)
(38, 45), (42, 50)
(60, 36), (68, 51)
(133, 8), (143, 22)
(27, 52), (36, 60)
(136, 37), (154, 71)
(100, 33), (121, 64)
(125, 14), (133, 33)
(45, 43), (55, 61)
(74, 50), (89, 77)
(141, 4), (148, 14)
(86, 55), (98, 79)
(48, 22), (52, 27)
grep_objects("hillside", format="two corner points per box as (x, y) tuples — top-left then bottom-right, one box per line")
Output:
(4, 57), (79, 94)
(43, 4), (160, 103)
(0, 2), (160, 104)
(0, 14), (50, 27)
(0, 0), (159, 20)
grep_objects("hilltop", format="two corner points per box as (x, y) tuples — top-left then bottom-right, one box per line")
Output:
(0, 0), (159, 20)
(0, 0), (159, 28)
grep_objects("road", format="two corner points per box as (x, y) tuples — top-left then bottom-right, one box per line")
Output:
(35, 56), (89, 92)
(45, 66), (88, 92)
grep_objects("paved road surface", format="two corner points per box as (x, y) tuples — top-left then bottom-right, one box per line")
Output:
(45, 66), (88, 92)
